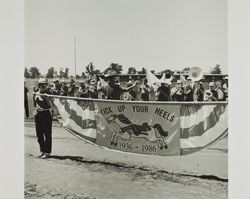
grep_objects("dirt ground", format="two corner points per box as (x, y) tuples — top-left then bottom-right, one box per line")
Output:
(25, 122), (228, 199)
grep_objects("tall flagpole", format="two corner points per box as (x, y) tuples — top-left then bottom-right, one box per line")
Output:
(74, 36), (77, 79)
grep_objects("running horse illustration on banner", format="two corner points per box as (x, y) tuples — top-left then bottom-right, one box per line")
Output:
(106, 114), (169, 150)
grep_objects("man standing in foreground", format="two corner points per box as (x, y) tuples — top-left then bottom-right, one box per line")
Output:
(33, 78), (53, 159)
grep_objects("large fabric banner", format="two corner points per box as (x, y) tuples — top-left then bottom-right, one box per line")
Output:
(46, 95), (228, 156)
(95, 102), (180, 156)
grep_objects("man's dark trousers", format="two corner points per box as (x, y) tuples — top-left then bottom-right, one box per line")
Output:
(35, 110), (52, 153)
(25, 100), (29, 118)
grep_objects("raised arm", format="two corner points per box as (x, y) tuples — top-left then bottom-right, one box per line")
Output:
(122, 81), (139, 92)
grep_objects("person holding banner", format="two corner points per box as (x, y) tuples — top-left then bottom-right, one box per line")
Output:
(97, 70), (139, 100)
(33, 78), (53, 159)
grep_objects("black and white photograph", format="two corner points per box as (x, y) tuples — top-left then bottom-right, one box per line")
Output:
(22, 0), (230, 198)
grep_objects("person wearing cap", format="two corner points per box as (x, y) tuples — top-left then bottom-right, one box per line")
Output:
(33, 78), (53, 159)
(51, 79), (61, 95)
(204, 82), (218, 101)
(97, 70), (139, 100)
(60, 79), (68, 96)
(68, 78), (76, 97)
(171, 80), (184, 101)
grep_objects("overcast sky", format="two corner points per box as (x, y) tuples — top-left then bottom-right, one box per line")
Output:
(25, 0), (227, 75)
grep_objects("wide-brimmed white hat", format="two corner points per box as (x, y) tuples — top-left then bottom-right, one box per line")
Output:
(104, 70), (117, 78)
(38, 78), (48, 84)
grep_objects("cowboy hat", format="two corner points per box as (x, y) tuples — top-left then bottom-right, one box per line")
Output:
(104, 70), (117, 78)
(38, 78), (48, 84)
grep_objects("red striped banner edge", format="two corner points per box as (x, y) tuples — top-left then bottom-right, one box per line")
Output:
(180, 104), (227, 138)
(180, 129), (228, 155)
(55, 98), (97, 130)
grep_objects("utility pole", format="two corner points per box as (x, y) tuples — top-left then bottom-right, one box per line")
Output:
(74, 36), (77, 79)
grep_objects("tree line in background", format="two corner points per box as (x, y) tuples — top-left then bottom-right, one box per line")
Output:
(24, 62), (222, 79)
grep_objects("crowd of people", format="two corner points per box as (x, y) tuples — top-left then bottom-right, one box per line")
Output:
(32, 71), (228, 102)
(26, 70), (228, 159)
